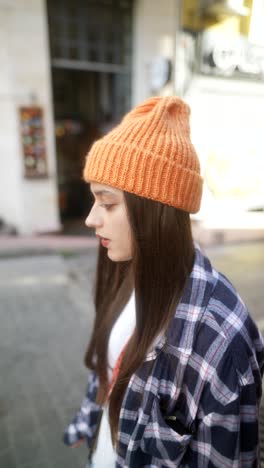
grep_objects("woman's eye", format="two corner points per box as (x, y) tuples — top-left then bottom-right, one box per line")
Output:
(100, 204), (114, 210)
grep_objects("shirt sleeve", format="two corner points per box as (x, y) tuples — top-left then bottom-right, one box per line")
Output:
(63, 370), (102, 447)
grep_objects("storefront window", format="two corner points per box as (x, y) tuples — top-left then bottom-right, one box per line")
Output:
(47, 0), (133, 67)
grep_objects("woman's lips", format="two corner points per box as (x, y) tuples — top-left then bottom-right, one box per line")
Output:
(101, 238), (110, 247)
(96, 234), (110, 247)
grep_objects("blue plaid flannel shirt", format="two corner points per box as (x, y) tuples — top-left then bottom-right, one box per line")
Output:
(64, 245), (264, 467)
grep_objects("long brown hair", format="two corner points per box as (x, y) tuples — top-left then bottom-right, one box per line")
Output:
(84, 191), (194, 443)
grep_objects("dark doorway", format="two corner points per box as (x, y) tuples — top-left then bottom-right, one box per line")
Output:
(46, 0), (133, 233)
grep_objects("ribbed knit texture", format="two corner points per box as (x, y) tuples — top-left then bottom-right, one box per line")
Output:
(83, 96), (203, 213)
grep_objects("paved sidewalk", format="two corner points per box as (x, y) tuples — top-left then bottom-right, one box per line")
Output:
(0, 254), (96, 468)
(0, 235), (98, 258)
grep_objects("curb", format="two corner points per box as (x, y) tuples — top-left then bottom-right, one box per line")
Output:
(0, 236), (98, 259)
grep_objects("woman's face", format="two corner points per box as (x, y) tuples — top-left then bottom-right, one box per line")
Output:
(85, 182), (133, 262)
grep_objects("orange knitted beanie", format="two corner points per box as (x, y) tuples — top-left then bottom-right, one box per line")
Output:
(83, 96), (203, 213)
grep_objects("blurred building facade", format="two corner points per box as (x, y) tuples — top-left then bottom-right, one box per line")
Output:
(0, 0), (263, 234)
(179, 0), (264, 232)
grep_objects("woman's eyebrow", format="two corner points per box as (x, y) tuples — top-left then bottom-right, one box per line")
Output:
(91, 189), (118, 198)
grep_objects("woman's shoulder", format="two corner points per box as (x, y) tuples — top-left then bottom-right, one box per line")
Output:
(207, 268), (263, 355)
(189, 245), (263, 371)
(162, 260), (264, 389)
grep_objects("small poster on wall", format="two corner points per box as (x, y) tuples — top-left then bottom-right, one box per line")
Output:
(19, 106), (48, 178)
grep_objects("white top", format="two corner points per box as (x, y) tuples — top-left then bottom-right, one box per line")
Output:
(92, 290), (136, 468)
(108, 289), (136, 378)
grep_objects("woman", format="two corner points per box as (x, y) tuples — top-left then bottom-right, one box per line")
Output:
(64, 96), (264, 467)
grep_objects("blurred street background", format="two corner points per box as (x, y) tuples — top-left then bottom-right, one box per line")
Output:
(1, 0), (264, 467)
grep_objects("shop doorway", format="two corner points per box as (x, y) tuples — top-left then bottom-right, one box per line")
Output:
(52, 68), (126, 232)
(46, 0), (133, 233)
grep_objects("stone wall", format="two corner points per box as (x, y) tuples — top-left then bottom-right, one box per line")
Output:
(0, 0), (60, 234)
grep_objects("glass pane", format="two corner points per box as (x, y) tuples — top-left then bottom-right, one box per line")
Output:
(47, 0), (133, 66)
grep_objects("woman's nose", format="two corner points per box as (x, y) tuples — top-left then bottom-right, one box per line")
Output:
(85, 205), (103, 228)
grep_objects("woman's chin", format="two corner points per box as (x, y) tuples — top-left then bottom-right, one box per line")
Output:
(107, 249), (132, 262)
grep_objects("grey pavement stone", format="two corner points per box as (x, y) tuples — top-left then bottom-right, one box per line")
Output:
(0, 255), (66, 282)
(12, 433), (47, 467)
(20, 460), (51, 468)
(0, 253), (96, 468)
(7, 407), (38, 446)
(0, 448), (17, 468)
(33, 394), (61, 429)
(0, 419), (11, 451)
